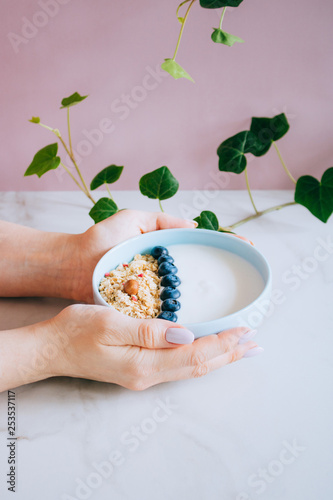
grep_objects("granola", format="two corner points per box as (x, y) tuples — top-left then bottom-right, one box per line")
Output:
(99, 254), (161, 319)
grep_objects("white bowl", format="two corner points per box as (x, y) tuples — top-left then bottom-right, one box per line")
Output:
(93, 228), (272, 338)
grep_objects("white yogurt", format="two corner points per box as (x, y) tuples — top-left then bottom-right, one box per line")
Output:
(166, 244), (265, 324)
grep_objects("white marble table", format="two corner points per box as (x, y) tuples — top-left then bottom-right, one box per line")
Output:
(0, 191), (332, 500)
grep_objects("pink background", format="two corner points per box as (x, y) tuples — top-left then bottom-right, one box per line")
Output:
(1, 0), (332, 191)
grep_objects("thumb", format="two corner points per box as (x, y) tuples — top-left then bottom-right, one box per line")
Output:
(116, 314), (195, 349)
(234, 234), (254, 246)
(138, 211), (198, 232)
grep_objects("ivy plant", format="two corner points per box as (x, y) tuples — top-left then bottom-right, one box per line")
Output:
(25, 96), (333, 229)
(213, 113), (333, 229)
(25, 92), (125, 222)
(194, 210), (219, 230)
(139, 167), (179, 211)
(162, 0), (245, 82)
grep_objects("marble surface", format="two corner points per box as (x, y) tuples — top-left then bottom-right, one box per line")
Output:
(0, 190), (332, 500)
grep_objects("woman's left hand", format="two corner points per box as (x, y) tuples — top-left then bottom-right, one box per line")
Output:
(73, 210), (197, 302)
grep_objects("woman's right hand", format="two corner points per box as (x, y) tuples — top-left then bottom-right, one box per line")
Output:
(34, 304), (262, 391)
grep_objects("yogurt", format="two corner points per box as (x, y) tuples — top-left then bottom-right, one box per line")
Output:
(166, 244), (265, 324)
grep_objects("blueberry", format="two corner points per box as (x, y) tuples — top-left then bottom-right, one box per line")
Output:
(151, 246), (168, 259)
(158, 254), (174, 265)
(162, 299), (181, 312)
(161, 274), (181, 287)
(157, 311), (178, 322)
(158, 262), (178, 277)
(160, 287), (180, 301)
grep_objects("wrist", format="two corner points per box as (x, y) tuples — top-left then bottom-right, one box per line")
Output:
(0, 221), (84, 301)
(0, 320), (55, 392)
(30, 230), (84, 302)
(43, 231), (84, 301)
(66, 232), (95, 303)
(37, 231), (93, 303)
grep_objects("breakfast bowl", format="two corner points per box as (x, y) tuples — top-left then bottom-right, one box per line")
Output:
(92, 228), (272, 338)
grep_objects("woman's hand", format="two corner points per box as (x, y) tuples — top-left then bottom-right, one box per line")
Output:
(37, 305), (261, 391)
(0, 304), (262, 392)
(0, 212), (196, 301)
(73, 210), (197, 302)
(0, 211), (252, 302)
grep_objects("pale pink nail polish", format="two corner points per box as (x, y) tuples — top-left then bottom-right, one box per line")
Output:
(186, 219), (198, 227)
(243, 347), (264, 358)
(238, 329), (257, 344)
(166, 328), (194, 345)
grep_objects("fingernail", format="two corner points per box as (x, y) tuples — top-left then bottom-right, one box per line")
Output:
(186, 219), (198, 227)
(243, 346), (264, 358)
(238, 329), (257, 344)
(166, 328), (195, 345)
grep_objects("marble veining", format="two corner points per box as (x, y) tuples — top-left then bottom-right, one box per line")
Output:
(0, 191), (332, 500)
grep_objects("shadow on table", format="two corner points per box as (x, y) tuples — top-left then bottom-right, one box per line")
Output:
(0, 297), (75, 329)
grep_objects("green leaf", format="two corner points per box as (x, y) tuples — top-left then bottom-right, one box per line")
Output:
(194, 211), (219, 231)
(217, 131), (258, 173)
(211, 28), (244, 46)
(178, 16), (184, 23)
(200, 0), (244, 8)
(294, 167), (333, 223)
(90, 165), (124, 190)
(60, 92), (88, 109)
(24, 143), (60, 178)
(161, 59), (194, 82)
(89, 198), (119, 224)
(250, 113), (290, 157)
(139, 166), (179, 201)
(29, 116), (40, 124)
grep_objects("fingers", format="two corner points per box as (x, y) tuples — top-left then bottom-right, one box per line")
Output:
(102, 310), (195, 349)
(131, 329), (260, 389)
(234, 234), (254, 246)
(136, 211), (197, 233)
(152, 326), (255, 373)
(156, 341), (259, 384)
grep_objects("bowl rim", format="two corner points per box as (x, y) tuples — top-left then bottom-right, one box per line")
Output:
(92, 228), (272, 328)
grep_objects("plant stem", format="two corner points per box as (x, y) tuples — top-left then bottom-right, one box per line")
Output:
(60, 162), (86, 193)
(56, 133), (96, 204)
(219, 7), (227, 29)
(222, 201), (297, 230)
(39, 123), (54, 132)
(105, 183), (114, 201)
(244, 167), (259, 214)
(177, 0), (191, 21)
(67, 108), (73, 156)
(158, 199), (164, 212)
(36, 121), (96, 204)
(272, 141), (296, 184)
(172, 0), (197, 61)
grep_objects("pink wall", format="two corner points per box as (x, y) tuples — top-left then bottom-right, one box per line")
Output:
(1, 0), (332, 191)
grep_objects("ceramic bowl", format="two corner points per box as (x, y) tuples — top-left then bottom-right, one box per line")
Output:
(93, 228), (272, 338)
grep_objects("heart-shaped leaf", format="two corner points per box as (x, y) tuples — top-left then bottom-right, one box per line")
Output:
(194, 211), (219, 231)
(89, 198), (118, 224)
(200, 0), (244, 8)
(29, 116), (40, 124)
(161, 59), (194, 82)
(250, 113), (290, 157)
(139, 167), (179, 201)
(60, 92), (88, 109)
(211, 28), (244, 46)
(90, 165), (124, 190)
(294, 167), (333, 223)
(217, 131), (258, 173)
(24, 143), (61, 178)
